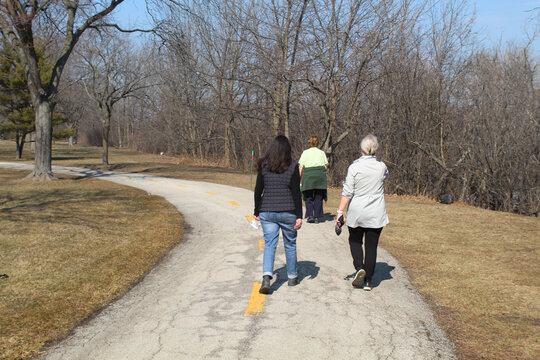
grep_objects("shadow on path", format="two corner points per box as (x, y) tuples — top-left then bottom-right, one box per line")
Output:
(343, 262), (395, 289)
(309, 212), (335, 223)
(268, 261), (320, 294)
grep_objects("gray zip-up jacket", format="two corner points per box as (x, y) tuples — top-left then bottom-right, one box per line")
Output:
(342, 155), (389, 228)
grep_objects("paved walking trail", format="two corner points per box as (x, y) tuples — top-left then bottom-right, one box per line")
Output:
(2, 163), (456, 360)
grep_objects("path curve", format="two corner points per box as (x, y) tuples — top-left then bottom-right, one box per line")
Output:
(1, 163), (456, 360)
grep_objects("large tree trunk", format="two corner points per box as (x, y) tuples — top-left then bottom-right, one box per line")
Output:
(29, 101), (54, 180)
(228, 116), (237, 167)
(224, 117), (238, 167)
(102, 110), (111, 165)
(30, 133), (35, 152)
(16, 132), (26, 159)
(272, 83), (282, 136)
(0, 0), (126, 180)
(15, 133), (21, 160)
(117, 116), (123, 148)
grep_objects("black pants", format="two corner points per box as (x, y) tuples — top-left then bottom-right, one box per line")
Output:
(348, 226), (382, 281)
(304, 189), (324, 218)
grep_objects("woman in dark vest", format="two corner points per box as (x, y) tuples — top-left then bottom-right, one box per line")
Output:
(254, 135), (303, 294)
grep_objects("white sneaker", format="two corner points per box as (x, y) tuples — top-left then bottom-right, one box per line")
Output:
(352, 269), (366, 287)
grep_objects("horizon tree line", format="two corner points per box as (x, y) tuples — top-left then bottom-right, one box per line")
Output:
(0, 0), (538, 215)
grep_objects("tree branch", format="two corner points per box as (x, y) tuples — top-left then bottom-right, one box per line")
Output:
(89, 23), (158, 33)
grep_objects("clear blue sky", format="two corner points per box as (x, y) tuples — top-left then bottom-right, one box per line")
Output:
(113, 0), (152, 30)
(472, 0), (539, 53)
(113, 0), (540, 54)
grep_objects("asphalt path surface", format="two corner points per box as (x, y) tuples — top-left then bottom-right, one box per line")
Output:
(1, 163), (456, 360)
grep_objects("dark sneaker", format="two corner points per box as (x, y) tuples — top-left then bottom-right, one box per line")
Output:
(352, 269), (366, 287)
(313, 217), (319, 224)
(307, 217), (315, 223)
(259, 275), (272, 294)
(363, 280), (373, 291)
(288, 277), (299, 286)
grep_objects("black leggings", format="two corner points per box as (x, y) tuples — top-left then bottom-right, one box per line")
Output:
(303, 189), (324, 218)
(348, 226), (382, 281)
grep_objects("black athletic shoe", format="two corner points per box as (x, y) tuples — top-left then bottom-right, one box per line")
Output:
(259, 275), (271, 294)
(307, 217), (315, 223)
(352, 269), (366, 287)
(288, 277), (299, 286)
(363, 280), (373, 291)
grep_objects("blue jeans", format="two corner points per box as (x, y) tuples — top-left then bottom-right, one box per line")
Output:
(259, 211), (298, 279)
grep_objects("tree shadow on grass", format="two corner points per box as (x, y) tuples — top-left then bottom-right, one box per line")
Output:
(0, 186), (136, 230)
(52, 156), (96, 161)
(107, 164), (168, 173)
(68, 162), (247, 176)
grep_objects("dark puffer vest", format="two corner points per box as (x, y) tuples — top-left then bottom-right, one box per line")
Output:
(259, 162), (297, 213)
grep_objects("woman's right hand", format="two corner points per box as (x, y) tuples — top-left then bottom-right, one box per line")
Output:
(294, 218), (302, 230)
(336, 215), (346, 227)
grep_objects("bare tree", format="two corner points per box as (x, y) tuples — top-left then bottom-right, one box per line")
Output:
(243, 0), (309, 137)
(463, 46), (539, 214)
(0, 0), (157, 179)
(408, 0), (473, 192)
(302, 0), (399, 165)
(120, 0), (538, 215)
(182, 0), (250, 166)
(76, 33), (153, 164)
(151, 8), (212, 160)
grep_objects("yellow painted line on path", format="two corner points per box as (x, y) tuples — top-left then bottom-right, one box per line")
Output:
(149, 180), (159, 183)
(177, 185), (188, 188)
(229, 201), (240, 207)
(206, 192), (216, 195)
(245, 215), (255, 222)
(245, 282), (266, 316)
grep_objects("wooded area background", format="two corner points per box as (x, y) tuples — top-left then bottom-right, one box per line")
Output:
(1, 0), (538, 215)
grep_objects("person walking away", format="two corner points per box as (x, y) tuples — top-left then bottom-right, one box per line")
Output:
(254, 135), (303, 294)
(336, 134), (389, 291)
(298, 136), (328, 223)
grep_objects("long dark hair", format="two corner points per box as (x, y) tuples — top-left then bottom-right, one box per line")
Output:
(258, 135), (292, 174)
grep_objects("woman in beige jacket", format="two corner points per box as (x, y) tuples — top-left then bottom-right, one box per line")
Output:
(336, 134), (389, 291)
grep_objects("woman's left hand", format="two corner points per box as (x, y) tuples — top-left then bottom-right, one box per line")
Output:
(294, 218), (302, 230)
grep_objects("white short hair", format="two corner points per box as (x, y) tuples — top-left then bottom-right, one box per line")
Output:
(360, 134), (379, 155)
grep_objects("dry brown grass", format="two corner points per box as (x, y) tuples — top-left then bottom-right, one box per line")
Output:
(0, 168), (183, 360)
(1, 140), (539, 359)
(0, 140), (254, 190)
(380, 195), (539, 360)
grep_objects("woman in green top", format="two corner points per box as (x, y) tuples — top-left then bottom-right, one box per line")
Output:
(298, 136), (328, 223)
